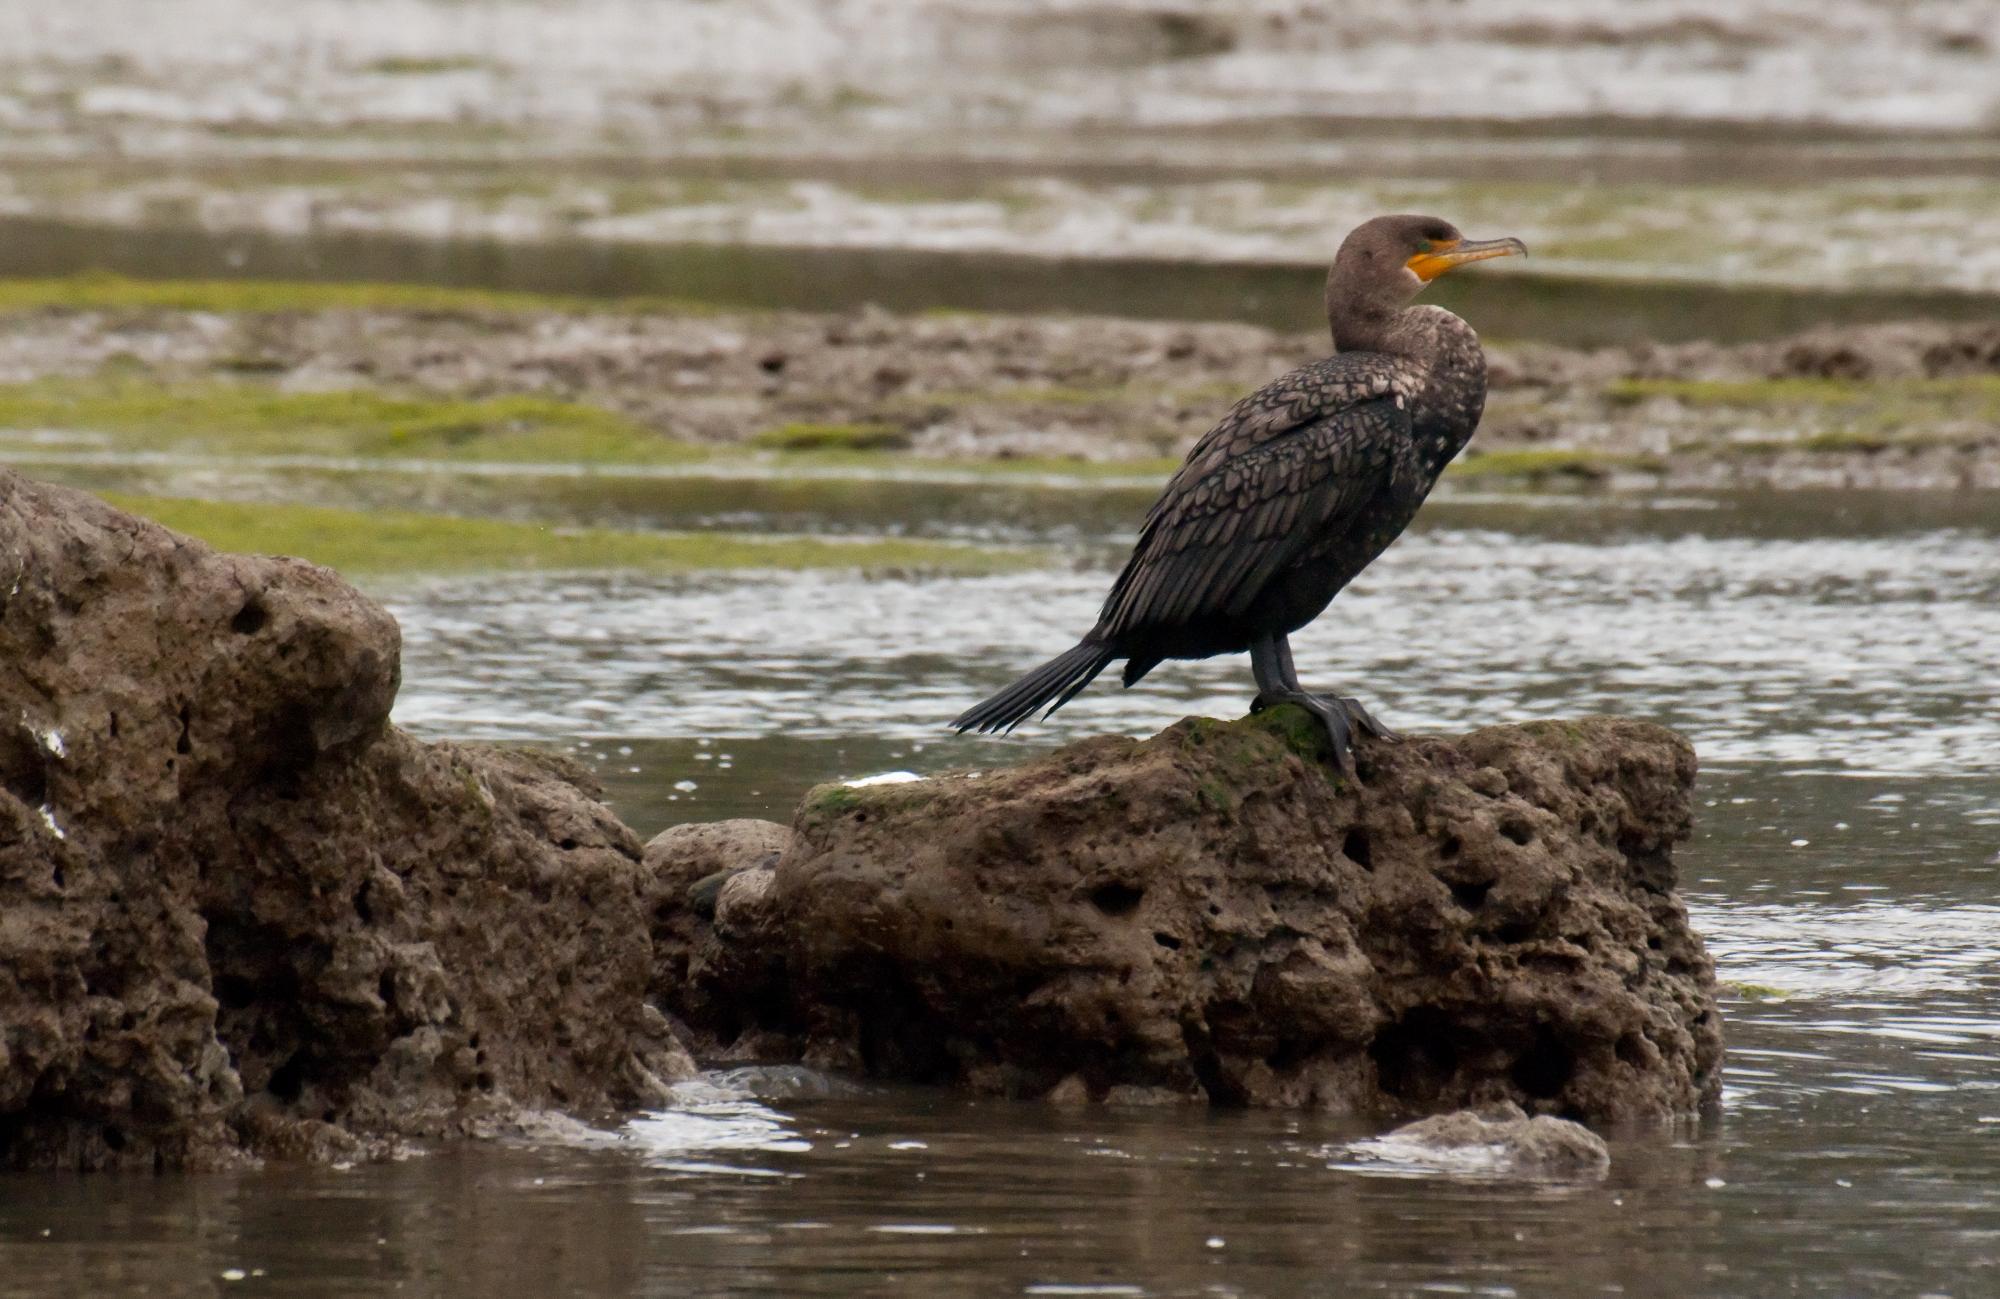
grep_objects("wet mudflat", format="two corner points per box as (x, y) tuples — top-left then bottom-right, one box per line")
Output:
(6, 488), (1998, 1297)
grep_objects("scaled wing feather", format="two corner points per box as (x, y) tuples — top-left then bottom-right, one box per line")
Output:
(1096, 394), (1408, 639)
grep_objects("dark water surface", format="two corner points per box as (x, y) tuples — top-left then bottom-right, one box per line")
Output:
(6, 214), (1999, 347)
(5, 489), (2000, 1296)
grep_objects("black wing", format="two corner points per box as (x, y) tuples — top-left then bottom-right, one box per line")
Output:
(1095, 394), (1411, 638)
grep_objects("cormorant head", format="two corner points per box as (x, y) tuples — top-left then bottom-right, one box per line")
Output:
(1326, 215), (1526, 349)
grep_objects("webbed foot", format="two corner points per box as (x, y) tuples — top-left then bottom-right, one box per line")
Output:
(1252, 689), (1395, 771)
(1336, 696), (1399, 742)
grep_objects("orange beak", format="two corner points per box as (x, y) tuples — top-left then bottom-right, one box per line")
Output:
(1406, 235), (1528, 283)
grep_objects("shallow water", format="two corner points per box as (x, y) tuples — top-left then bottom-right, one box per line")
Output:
(384, 490), (2000, 779)
(7, 214), (2000, 347)
(6, 488), (2000, 1296)
(10, 0), (2000, 296)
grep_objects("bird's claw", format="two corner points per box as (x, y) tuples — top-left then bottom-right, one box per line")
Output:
(1251, 690), (1392, 772)
(1336, 697), (1399, 742)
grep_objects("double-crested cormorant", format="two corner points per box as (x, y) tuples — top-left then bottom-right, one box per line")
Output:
(952, 214), (1526, 768)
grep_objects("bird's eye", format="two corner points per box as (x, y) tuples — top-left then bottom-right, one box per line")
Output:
(1414, 239), (1434, 253)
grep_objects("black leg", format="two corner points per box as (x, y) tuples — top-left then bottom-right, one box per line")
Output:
(1275, 636), (1398, 740)
(1248, 634), (1398, 770)
(1250, 635), (1289, 697)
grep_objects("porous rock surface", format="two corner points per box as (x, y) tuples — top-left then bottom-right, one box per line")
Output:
(655, 711), (1721, 1123)
(0, 471), (691, 1170)
(644, 818), (791, 1055)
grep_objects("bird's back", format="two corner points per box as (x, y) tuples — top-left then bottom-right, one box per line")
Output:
(1092, 351), (1432, 670)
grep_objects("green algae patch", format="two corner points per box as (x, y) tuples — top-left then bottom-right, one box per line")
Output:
(922, 383), (1138, 408)
(363, 56), (487, 76)
(1196, 777), (1236, 814)
(1515, 719), (1593, 748)
(1792, 429), (1896, 454)
(1790, 429), (1968, 454)
(1604, 375), (2000, 435)
(758, 446), (1180, 483)
(0, 273), (717, 318)
(804, 785), (864, 818)
(797, 777), (947, 824)
(1180, 707), (1338, 773)
(751, 421), (911, 452)
(98, 493), (1030, 577)
(1606, 376), (2000, 408)
(1242, 704), (1339, 767)
(0, 378), (706, 466)
(0, 374), (1191, 483)
(1447, 447), (1664, 483)
(1597, 375), (2000, 457)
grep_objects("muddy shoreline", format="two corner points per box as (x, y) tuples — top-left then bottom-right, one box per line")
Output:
(2, 293), (1994, 492)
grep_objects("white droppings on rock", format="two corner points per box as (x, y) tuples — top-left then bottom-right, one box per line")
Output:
(843, 771), (925, 787)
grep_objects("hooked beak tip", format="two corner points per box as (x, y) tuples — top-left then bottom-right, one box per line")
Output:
(1407, 235), (1528, 283)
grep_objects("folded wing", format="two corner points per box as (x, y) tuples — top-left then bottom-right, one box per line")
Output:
(1095, 394), (1411, 640)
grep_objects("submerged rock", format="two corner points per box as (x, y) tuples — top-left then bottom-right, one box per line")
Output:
(0, 472), (690, 1170)
(1347, 1101), (1611, 1179)
(657, 710), (1721, 1124)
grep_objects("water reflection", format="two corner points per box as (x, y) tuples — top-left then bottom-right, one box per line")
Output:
(624, 1081), (812, 1177)
(14, 1061), (1991, 1296)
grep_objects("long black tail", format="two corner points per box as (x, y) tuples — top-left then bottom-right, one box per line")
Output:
(951, 640), (1115, 734)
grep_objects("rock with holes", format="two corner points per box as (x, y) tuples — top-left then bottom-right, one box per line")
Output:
(0, 471), (691, 1169)
(660, 709), (1721, 1123)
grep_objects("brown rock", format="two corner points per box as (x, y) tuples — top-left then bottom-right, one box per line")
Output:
(0, 471), (691, 1170)
(643, 820), (790, 987)
(661, 711), (1721, 1123)
(642, 818), (791, 1056)
(1351, 1101), (1611, 1178)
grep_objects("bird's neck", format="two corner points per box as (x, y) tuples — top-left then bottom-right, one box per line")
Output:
(1330, 301), (1465, 360)
(1329, 304), (1390, 355)
(1335, 305), (1488, 473)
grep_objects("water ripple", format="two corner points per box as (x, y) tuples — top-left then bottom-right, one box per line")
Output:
(391, 525), (2000, 776)
(622, 1078), (813, 1174)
